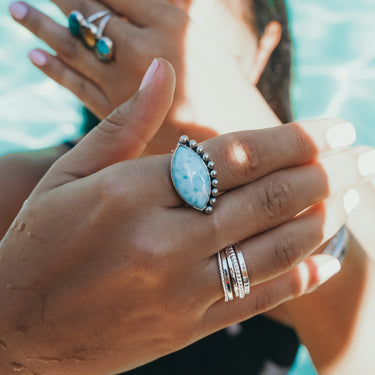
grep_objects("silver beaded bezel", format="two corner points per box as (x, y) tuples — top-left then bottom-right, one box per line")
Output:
(171, 135), (219, 215)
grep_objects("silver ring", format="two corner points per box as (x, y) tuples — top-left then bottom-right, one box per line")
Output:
(323, 226), (349, 263)
(219, 250), (233, 301)
(171, 135), (219, 214)
(234, 243), (250, 295)
(217, 251), (229, 302)
(87, 10), (110, 23)
(225, 246), (240, 298)
(227, 245), (245, 299)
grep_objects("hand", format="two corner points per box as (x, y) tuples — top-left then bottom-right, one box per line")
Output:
(0, 59), (367, 374)
(10, 0), (279, 151)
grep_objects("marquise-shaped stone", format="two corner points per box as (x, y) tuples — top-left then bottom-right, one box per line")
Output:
(171, 145), (211, 210)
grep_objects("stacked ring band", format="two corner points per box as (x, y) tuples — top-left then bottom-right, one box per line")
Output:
(171, 135), (219, 214)
(218, 244), (250, 302)
(68, 10), (114, 62)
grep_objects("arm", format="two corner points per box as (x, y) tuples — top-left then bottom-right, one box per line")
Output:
(0, 145), (67, 238)
(281, 182), (375, 374)
(285, 233), (375, 374)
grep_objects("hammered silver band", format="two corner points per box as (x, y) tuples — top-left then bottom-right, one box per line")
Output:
(218, 252), (229, 302)
(234, 244), (250, 295)
(227, 245), (245, 299)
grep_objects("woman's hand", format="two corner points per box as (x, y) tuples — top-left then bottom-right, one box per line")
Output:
(10, 0), (279, 151)
(0, 59), (369, 374)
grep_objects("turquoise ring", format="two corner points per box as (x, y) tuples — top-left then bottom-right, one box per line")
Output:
(95, 14), (114, 62)
(171, 135), (219, 215)
(68, 11), (84, 37)
(68, 11), (114, 61)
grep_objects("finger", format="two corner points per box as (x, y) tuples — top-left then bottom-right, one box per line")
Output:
(202, 253), (341, 333)
(44, 58), (176, 187)
(91, 0), (175, 27)
(28, 49), (110, 115)
(181, 145), (369, 255)
(9, 2), (103, 77)
(201, 188), (358, 302)
(52, 0), (139, 38)
(199, 118), (356, 192)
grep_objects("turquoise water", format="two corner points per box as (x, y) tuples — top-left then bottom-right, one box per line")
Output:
(1, 1), (375, 374)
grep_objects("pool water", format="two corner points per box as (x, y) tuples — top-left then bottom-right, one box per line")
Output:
(1, 1), (375, 374)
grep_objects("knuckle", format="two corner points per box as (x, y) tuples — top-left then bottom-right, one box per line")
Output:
(74, 78), (89, 99)
(271, 235), (299, 271)
(254, 287), (274, 314)
(98, 106), (129, 136)
(258, 176), (294, 220)
(128, 231), (168, 279)
(25, 10), (42, 34)
(288, 123), (314, 159)
(59, 37), (79, 61)
(223, 135), (261, 180)
(97, 173), (124, 208)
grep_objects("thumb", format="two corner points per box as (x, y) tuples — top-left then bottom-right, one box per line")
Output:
(52, 58), (176, 184)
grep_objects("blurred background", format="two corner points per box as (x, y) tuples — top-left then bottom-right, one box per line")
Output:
(1, 1), (375, 157)
(1, 0), (375, 373)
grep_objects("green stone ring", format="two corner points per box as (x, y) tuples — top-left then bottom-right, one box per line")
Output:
(171, 135), (219, 215)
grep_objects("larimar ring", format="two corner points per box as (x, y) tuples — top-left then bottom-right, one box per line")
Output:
(171, 135), (219, 214)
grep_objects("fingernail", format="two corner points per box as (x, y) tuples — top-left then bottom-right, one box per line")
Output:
(326, 121), (356, 148)
(317, 258), (341, 286)
(343, 188), (360, 214)
(28, 50), (47, 67)
(139, 58), (159, 91)
(358, 149), (375, 176)
(9, 2), (28, 21)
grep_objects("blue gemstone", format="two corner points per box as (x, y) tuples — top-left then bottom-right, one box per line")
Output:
(171, 145), (211, 210)
(97, 39), (110, 55)
(68, 13), (81, 37)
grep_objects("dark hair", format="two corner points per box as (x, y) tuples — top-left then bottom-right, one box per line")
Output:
(252, 0), (293, 123)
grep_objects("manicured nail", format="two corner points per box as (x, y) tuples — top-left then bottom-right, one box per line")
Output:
(139, 58), (159, 91)
(9, 2), (28, 21)
(343, 188), (360, 215)
(28, 50), (47, 67)
(317, 258), (341, 286)
(326, 121), (356, 148)
(358, 149), (375, 177)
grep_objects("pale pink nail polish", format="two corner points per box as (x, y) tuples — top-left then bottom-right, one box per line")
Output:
(9, 2), (28, 21)
(28, 50), (47, 67)
(139, 58), (159, 91)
